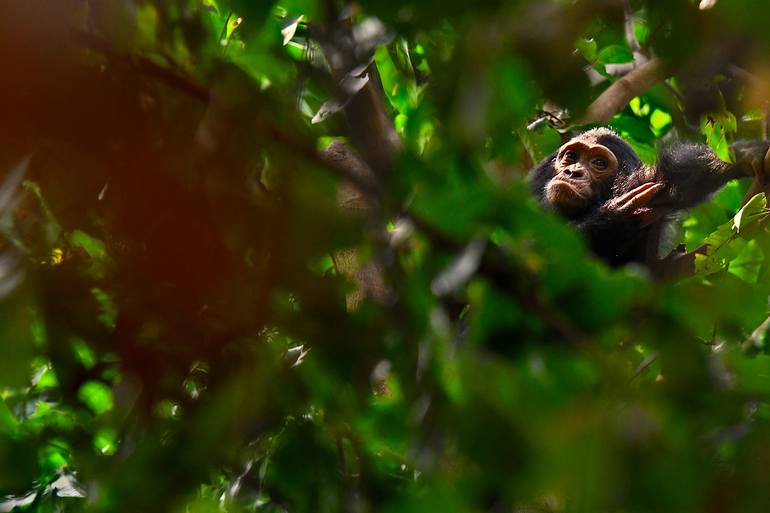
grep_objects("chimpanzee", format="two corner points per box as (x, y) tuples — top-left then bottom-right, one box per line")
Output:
(530, 127), (770, 267)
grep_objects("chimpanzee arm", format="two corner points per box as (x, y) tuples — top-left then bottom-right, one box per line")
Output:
(575, 182), (666, 265)
(653, 141), (770, 210)
(574, 208), (643, 265)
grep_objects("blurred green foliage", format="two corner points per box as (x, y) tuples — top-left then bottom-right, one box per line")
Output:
(1, 1), (770, 512)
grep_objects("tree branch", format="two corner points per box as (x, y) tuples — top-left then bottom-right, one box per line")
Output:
(69, 27), (384, 203)
(314, 13), (403, 308)
(580, 58), (670, 124)
(69, 28), (210, 101)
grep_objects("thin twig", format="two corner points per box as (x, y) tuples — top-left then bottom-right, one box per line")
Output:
(631, 351), (658, 381)
(662, 79), (686, 105)
(217, 11), (233, 50)
(744, 315), (770, 352)
(623, 0), (642, 55)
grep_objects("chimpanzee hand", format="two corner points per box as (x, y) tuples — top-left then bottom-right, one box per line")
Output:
(605, 182), (666, 226)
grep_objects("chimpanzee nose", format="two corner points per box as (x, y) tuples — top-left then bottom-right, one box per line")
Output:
(564, 166), (584, 179)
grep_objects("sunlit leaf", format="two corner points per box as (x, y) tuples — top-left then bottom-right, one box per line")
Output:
(281, 15), (303, 45)
(93, 428), (118, 456)
(77, 381), (113, 415)
(734, 192), (768, 237)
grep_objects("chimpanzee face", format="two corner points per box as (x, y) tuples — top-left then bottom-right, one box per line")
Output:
(545, 139), (618, 212)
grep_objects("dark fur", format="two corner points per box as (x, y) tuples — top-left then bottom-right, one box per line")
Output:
(530, 128), (768, 266)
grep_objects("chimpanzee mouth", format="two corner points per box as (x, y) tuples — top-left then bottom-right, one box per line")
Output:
(548, 179), (588, 203)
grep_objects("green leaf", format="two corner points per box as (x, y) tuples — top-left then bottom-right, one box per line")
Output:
(0, 397), (18, 435)
(700, 113), (737, 163)
(33, 364), (59, 390)
(576, 38), (598, 62)
(69, 230), (111, 278)
(694, 221), (736, 275)
(375, 44), (420, 117)
(629, 97), (650, 117)
(729, 239), (764, 282)
(596, 44), (634, 65)
(650, 109), (672, 135)
(71, 337), (96, 369)
(734, 192), (769, 237)
(77, 381), (113, 415)
(38, 441), (70, 480)
(69, 230), (106, 261)
(694, 194), (770, 277)
(519, 126), (561, 163)
(91, 288), (117, 330)
(94, 428), (118, 456)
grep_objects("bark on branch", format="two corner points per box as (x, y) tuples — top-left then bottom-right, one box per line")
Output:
(580, 58), (670, 124)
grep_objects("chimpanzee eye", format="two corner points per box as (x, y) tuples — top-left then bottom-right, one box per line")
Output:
(563, 150), (578, 162)
(592, 158), (607, 169)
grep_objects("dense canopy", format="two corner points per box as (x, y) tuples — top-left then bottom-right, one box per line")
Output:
(3, 1), (770, 512)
